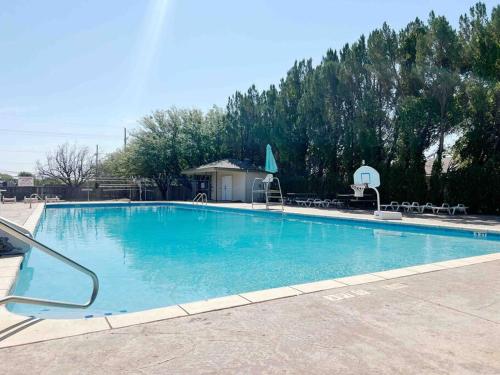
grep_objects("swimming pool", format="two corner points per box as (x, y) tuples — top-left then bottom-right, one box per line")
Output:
(9, 203), (500, 318)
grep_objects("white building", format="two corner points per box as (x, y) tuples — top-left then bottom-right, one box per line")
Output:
(182, 159), (267, 203)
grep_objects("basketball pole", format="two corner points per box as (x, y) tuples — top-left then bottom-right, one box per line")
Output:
(372, 187), (381, 213)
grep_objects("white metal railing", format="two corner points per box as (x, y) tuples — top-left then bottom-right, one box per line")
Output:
(0, 219), (99, 309)
(192, 192), (208, 205)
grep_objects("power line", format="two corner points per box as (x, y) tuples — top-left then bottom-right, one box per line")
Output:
(0, 160), (37, 165)
(0, 149), (112, 155)
(0, 149), (43, 154)
(0, 128), (117, 138)
(0, 169), (26, 174)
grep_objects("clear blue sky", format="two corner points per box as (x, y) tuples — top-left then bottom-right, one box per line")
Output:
(0, 0), (496, 173)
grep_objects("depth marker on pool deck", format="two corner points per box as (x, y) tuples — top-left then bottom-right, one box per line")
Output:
(323, 292), (355, 301)
(382, 283), (408, 290)
(351, 289), (370, 296)
(323, 289), (371, 302)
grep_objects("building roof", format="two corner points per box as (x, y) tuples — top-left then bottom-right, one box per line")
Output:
(182, 159), (263, 175)
(425, 156), (454, 176)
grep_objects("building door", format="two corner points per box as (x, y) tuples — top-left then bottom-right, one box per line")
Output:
(221, 175), (232, 201)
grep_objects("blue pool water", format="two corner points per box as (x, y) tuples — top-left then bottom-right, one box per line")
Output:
(9, 203), (500, 318)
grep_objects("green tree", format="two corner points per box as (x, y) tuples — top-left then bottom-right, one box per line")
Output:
(416, 11), (461, 201)
(18, 171), (34, 177)
(99, 2), (498, 213)
(459, 3), (500, 81)
(0, 173), (14, 181)
(127, 109), (185, 199)
(276, 60), (313, 183)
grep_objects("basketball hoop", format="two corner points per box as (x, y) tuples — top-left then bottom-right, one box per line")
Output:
(350, 165), (401, 220)
(351, 183), (367, 198)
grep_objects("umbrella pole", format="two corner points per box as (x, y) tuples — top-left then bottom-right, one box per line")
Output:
(265, 181), (269, 210)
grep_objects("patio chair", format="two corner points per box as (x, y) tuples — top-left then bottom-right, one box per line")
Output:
(335, 199), (346, 208)
(418, 203), (435, 213)
(313, 199), (325, 208)
(400, 201), (411, 212)
(45, 196), (62, 203)
(322, 199), (332, 208)
(451, 204), (468, 215)
(295, 198), (306, 206)
(2, 197), (16, 204)
(296, 198), (314, 207)
(305, 198), (315, 207)
(408, 202), (420, 213)
(432, 203), (451, 215)
(24, 195), (42, 204)
(380, 201), (399, 211)
(331, 199), (345, 209)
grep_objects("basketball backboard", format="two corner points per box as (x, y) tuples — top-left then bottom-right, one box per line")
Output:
(353, 165), (380, 188)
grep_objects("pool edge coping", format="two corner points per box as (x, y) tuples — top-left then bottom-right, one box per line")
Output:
(0, 202), (499, 348)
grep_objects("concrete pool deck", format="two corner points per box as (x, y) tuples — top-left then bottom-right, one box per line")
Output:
(0, 201), (499, 373)
(1, 260), (499, 374)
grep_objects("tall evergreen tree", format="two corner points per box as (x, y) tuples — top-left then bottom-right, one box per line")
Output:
(102, 2), (499, 213)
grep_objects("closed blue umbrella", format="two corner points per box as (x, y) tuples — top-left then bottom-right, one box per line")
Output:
(265, 144), (278, 173)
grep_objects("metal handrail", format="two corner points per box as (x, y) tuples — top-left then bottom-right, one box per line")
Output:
(28, 193), (42, 209)
(0, 219), (99, 309)
(192, 193), (207, 205)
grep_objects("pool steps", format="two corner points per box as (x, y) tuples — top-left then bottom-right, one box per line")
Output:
(0, 217), (99, 311)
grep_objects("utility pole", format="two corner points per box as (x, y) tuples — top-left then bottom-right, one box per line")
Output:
(124, 127), (127, 150)
(95, 144), (99, 177)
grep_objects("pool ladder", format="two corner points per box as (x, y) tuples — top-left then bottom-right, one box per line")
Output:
(0, 218), (99, 309)
(192, 192), (208, 205)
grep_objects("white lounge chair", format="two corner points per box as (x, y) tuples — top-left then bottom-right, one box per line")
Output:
(24, 195), (42, 204)
(418, 202), (435, 213)
(313, 199), (325, 208)
(328, 199), (343, 208)
(380, 201), (399, 211)
(408, 202), (420, 213)
(321, 199), (331, 208)
(2, 197), (16, 204)
(451, 204), (468, 215)
(432, 203), (451, 215)
(400, 201), (411, 212)
(45, 196), (62, 203)
(296, 198), (314, 207)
